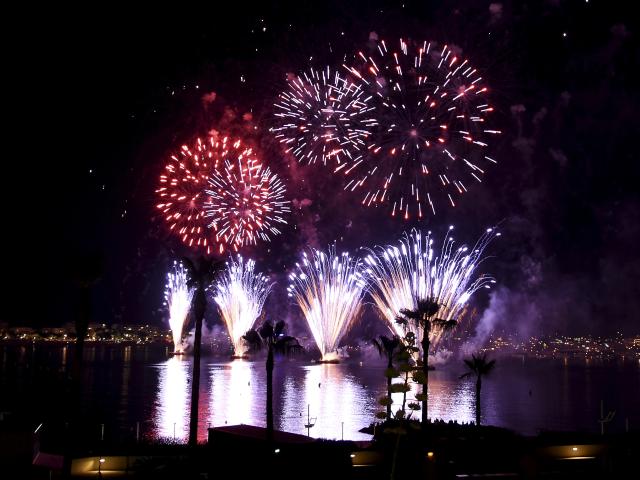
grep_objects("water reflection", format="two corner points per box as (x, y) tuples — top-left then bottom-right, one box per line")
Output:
(387, 372), (475, 425)
(154, 356), (190, 441)
(148, 356), (640, 442)
(61, 345), (67, 367)
(281, 363), (372, 440)
(152, 360), (474, 441)
(209, 359), (260, 428)
(428, 373), (475, 424)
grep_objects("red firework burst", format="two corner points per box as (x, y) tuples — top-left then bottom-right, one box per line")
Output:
(155, 137), (229, 255)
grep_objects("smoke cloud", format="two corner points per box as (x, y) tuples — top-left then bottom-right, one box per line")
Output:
(201, 91), (217, 106)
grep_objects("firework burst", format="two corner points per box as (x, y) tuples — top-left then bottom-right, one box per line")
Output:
(364, 226), (498, 346)
(287, 247), (366, 361)
(272, 66), (376, 168)
(203, 144), (290, 250)
(165, 261), (195, 353)
(155, 137), (225, 254)
(343, 39), (500, 219)
(213, 255), (273, 356)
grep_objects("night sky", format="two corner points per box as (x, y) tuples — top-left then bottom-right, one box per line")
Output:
(6, 1), (639, 339)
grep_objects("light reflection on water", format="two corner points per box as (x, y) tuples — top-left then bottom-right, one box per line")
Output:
(281, 364), (371, 440)
(209, 359), (261, 428)
(387, 371), (475, 425)
(427, 372), (475, 424)
(3, 345), (639, 444)
(153, 356), (190, 441)
(152, 359), (476, 442)
(147, 356), (640, 443)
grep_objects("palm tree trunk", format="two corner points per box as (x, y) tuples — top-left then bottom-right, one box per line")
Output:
(73, 326), (86, 378)
(188, 287), (206, 447)
(390, 432), (402, 480)
(72, 286), (90, 383)
(401, 370), (409, 415)
(421, 336), (430, 426)
(64, 288), (90, 479)
(386, 355), (393, 421)
(475, 376), (482, 427)
(266, 345), (274, 444)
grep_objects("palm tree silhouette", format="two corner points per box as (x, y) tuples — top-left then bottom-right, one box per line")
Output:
(460, 353), (496, 426)
(396, 298), (457, 426)
(182, 256), (223, 447)
(65, 252), (103, 478)
(371, 335), (402, 421)
(70, 252), (103, 379)
(243, 319), (302, 444)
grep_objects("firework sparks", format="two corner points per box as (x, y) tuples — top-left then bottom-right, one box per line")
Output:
(203, 142), (290, 250)
(165, 261), (194, 353)
(155, 137), (225, 254)
(343, 39), (500, 219)
(213, 255), (273, 356)
(364, 226), (498, 346)
(287, 247), (366, 361)
(272, 66), (376, 168)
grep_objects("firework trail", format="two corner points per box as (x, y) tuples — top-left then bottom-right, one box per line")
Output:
(272, 66), (376, 168)
(203, 142), (290, 250)
(364, 226), (498, 347)
(288, 247), (366, 361)
(213, 255), (273, 356)
(343, 39), (500, 219)
(155, 137), (225, 254)
(165, 261), (194, 353)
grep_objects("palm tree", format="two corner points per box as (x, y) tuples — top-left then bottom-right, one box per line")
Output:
(371, 335), (402, 421)
(396, 298), (457, 426)
(182, 256), (223, 447)
(243, 320), (302, 444)
(70, 252), (103, 380)
(460, 353), (496, 426)
(65, 252), (102, 478)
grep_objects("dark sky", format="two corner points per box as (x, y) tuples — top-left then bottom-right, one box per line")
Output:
(4, 1), (639, 339)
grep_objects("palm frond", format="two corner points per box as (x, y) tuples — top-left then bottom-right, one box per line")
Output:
(258, 321), (274, 340)
(371, 335), (402, 358)
(480, 358), (496, 375)
(181, 256), (224, 289)
(202, 258), (224, 284)
(380, 335), (401, 352)
(398, 308), (420, 321)
(432, 318), (458, 331)
(242, 329), (263, 352)
(274, 320), (286, 337)
(416, 298), (440, 317)
(462, 353), (496, 378)
(371, 338), (383, 356)
(274, 336), (303, 357)
(181, 256), (197, 287)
